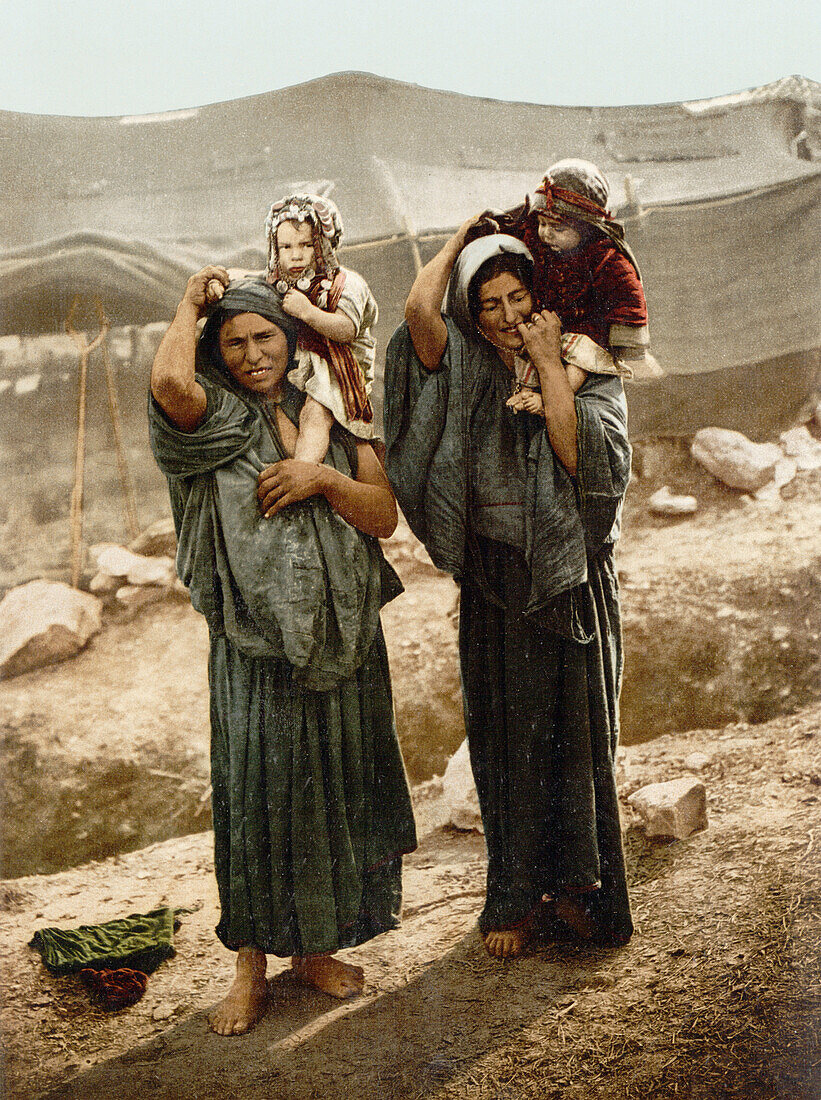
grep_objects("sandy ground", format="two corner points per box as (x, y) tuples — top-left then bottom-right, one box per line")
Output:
(1, 442), (820, 1097)
(1, 705), (819, 1100)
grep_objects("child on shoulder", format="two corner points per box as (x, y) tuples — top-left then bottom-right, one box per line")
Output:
(265, 193), (377, 462)
(475, 159), (654, 417)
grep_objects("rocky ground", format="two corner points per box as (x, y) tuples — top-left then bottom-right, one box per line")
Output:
(1, 437), (820, 1098)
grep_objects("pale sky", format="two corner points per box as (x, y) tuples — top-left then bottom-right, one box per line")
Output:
(4, 0), (819, 117)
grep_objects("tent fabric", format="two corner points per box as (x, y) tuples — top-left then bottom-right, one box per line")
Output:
(1, 73), (819, 439)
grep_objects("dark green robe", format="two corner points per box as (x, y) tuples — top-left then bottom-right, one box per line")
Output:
(385, 311), (632, 944)
(150, 376), (416, 957)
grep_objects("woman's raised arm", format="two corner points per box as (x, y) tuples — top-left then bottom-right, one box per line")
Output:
(404, 216), (479, 371)
(151, 266), (229, 431)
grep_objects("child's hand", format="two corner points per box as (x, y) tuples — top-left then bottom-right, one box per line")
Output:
(506, 390), (545, 416)
(281, 289), (314, 321)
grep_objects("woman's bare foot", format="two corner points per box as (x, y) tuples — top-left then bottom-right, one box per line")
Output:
(483, 926), (529, 958)
(209, 946), (268, 1036)
(483, 906), (542, 959)
(291, 954), (365, 998)
(554, 895), (598, 940)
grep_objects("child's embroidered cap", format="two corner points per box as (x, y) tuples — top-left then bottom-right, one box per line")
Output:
(265, 193), (344, 286)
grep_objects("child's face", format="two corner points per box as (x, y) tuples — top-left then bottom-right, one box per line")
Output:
(276, 221), (315, 278)
(537, 214), (582, 253)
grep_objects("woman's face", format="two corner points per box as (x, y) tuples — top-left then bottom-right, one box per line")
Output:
(475, 272), (533, 353)
(218, 312), (290, 397)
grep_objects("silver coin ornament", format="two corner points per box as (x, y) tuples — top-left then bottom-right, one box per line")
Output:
(275, 280), (289, 295)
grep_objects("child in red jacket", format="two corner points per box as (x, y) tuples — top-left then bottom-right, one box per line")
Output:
(524, 158), (650, 367)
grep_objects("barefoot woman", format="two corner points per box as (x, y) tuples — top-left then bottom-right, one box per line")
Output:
(385, 228), (633, 957)
(150, 269), (416, 1033)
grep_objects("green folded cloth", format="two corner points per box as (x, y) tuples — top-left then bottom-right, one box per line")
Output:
(29, 907), (182, 975)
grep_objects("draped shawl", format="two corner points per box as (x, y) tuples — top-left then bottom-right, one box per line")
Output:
(384, 236), (631, 642)
(149, 277), (401, 691)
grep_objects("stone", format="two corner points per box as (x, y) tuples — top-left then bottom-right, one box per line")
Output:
(94, 545), (176, 587)
(88, 572), (122, 595)
(441, 740), (483, 833)
(628, 777), (707, 839)
(0, 580), (102, 679)
(684, 751), (711, 772)
(691, 428), (781, 492)
(779, 426), (821, 470)
(128, 517), (177, 558)
(648, 485), (698, 516)
(772, 456), (798, 488)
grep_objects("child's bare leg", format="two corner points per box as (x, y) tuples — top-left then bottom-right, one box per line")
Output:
(294, 395), (334, 463)
(291, 954), (365, 998)
(209, 946), (268, 1035)
(565, 364), (588, 392)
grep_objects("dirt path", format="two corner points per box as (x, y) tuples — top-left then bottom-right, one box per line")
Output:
(1, 443), (820, 1097)
(2, 705), (819, 1100)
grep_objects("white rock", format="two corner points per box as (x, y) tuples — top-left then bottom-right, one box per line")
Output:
(684, 751), (711, 772)
(95, 546), (176, 587)
(779, 426), (821, 470)
(648, 485), (698, 516)
(628, 777), (707, 839)
(0, 580), (102, 679)
(772, 456), (798, 488)
(441, 740), (483, 833)
(89, 572), (122, 595)
(691, 428), (781, 492)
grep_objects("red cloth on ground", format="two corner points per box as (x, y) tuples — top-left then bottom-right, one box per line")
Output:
(79, 967), (149, 1011)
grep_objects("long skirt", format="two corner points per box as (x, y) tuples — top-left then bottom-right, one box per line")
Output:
(459, 538), (632, 945)
(208, 624), (417, 958)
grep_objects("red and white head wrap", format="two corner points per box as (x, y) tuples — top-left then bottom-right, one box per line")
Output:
(532, 159), (613, 226)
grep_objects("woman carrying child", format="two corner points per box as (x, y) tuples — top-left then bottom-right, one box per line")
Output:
(150, 268), (416, 1034)
(384, 223), (634, 958)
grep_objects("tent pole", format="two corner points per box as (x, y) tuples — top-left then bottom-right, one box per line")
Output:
(371, 156), (424, 274)
(65, 298), (107, 589)
(96, 298), (140, 541)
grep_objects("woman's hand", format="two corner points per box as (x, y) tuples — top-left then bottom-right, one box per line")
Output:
(516, 310), (562, 366)
(453, 212), (486, 249)
(257, 459), (326, 517)
(182, 266), (230, 318)
(517, 311), (578, 475)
